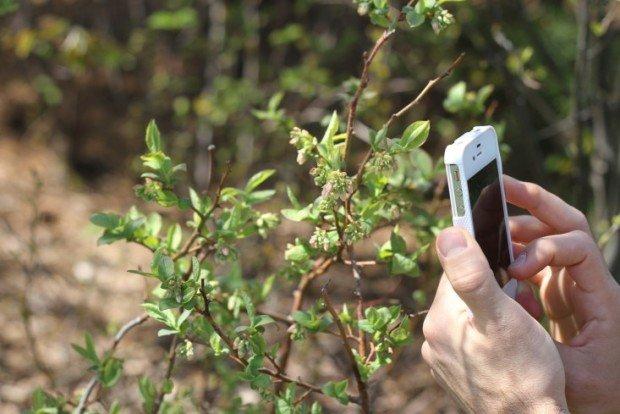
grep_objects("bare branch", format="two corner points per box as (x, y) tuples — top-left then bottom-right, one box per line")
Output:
(385, 52), (465, 129)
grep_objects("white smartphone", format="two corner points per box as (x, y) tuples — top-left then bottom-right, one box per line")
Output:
(444, 126), (517, 298)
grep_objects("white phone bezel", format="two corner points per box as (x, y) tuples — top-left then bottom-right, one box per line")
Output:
(443, 126), (517, 298)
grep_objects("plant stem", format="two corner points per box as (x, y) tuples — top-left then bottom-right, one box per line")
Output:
(277, 256), (336, 373)
(75, 314), (149, 413)
(384, 52), (465, 130)
(197, 281), (361, 404)
(152, 335), (178, 413)
(173, 161), (231, 261)
(343, 0), (416, 162)
(321, 285), (370, 413)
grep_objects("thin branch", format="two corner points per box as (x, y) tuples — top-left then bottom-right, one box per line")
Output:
(173, 161), (232, 261)
(344, 52), (464, 215)
(76, 314), (149, 413)
(294, 389), (313, 406)
(197, 281), (360, 404)
(152, 335), (178, 413)
(343, 0), (416, 161)
(346, 245), (367, 359)
(384, 53), (465, 129)
(277, 256), (336, 373)
(321, 285), (370, 414)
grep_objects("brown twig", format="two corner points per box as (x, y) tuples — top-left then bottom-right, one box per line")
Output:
(384, 52), (465, 129)
(277, 256), (336, 373)
(197, 281), (360, 404)
(152, 335), (178, 413)
(346, 245), (367, 359)
(321, 284), (370, 414)
(343, 0), (417, 161)
(344, 52), (465, 217)
(76, 314), (149, 413)
(294, 389), (313, 406)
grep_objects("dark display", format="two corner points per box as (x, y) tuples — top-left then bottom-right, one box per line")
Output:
(467, 160), (511, 287)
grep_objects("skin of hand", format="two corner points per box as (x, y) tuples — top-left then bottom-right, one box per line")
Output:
(504, 176), (620, 414)
(421, 226), (568, 413)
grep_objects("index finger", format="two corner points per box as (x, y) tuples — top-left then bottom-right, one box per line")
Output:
(503, 175), (591, 235)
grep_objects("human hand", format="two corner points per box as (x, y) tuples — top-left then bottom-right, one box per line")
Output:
(422, 227), (568, 414)
(505, 176), (620, 414)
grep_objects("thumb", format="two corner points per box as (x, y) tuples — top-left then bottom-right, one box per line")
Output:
(436, 227), (506, 322)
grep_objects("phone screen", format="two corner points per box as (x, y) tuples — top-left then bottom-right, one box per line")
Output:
(467, 160), (511, 287)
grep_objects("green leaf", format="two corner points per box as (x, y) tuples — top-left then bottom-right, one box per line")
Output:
(281, 206), (311, 222)
(166, 224), (183, 252)
(190, 256), (201, 282)
(72, 332), (99, 366)
(261, 274), (276, 299)
(415, 0), (436, 13)
(90, 213), (120, 229)
(403, 5), (425, 28)
(284, 243), (310, 262)
(157, 255), (175, 280)
(399, 120), (430, 151)
(443, 81), (467, 113)
(159, 297), (180, 310)
(145, 120), (162, 153)
(252, 314), (275, 328)
(109, 400), (121, 414)
(390, 253), (418, 276)
(157, 328), (179, 337)
(209, 333), (229, 356)
(311, 402), (323, 414)
(99, 357), (123, 388)
(245, 169), (276, 192)
(322, 379), (349, 405)
(177, 308), (192, 327)
(246, 189), (276, 205)
(145, 213), (162, 236)
(139, 376), (157, 413)
(369, 125), (387, 151)
(317, 111), (341, 168)
(189, 187), (203, 213)
(286, 186), (301, 209)
(390, 229), (407, 254)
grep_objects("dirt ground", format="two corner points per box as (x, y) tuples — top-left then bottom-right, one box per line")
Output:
(0, 136), (456, 413)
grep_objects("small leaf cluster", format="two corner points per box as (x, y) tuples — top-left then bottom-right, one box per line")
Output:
(275, 385), (323, 414)
(356, 305), (411, 380)
(291, 302), (333, 340)
(377, 227), (428, 276)
(27, 388), (69, 414)
(71, 333), (123, 388)
(353, 0), (391, 28)
(404, 0), (460, 33)
(322, 379), (350, 405)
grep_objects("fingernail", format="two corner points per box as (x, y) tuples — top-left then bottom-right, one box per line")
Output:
(437, 228), (467, 257)
(510, 252), (527, 269)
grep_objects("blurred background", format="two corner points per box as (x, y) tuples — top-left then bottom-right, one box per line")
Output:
(0, 0), (618, 412)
